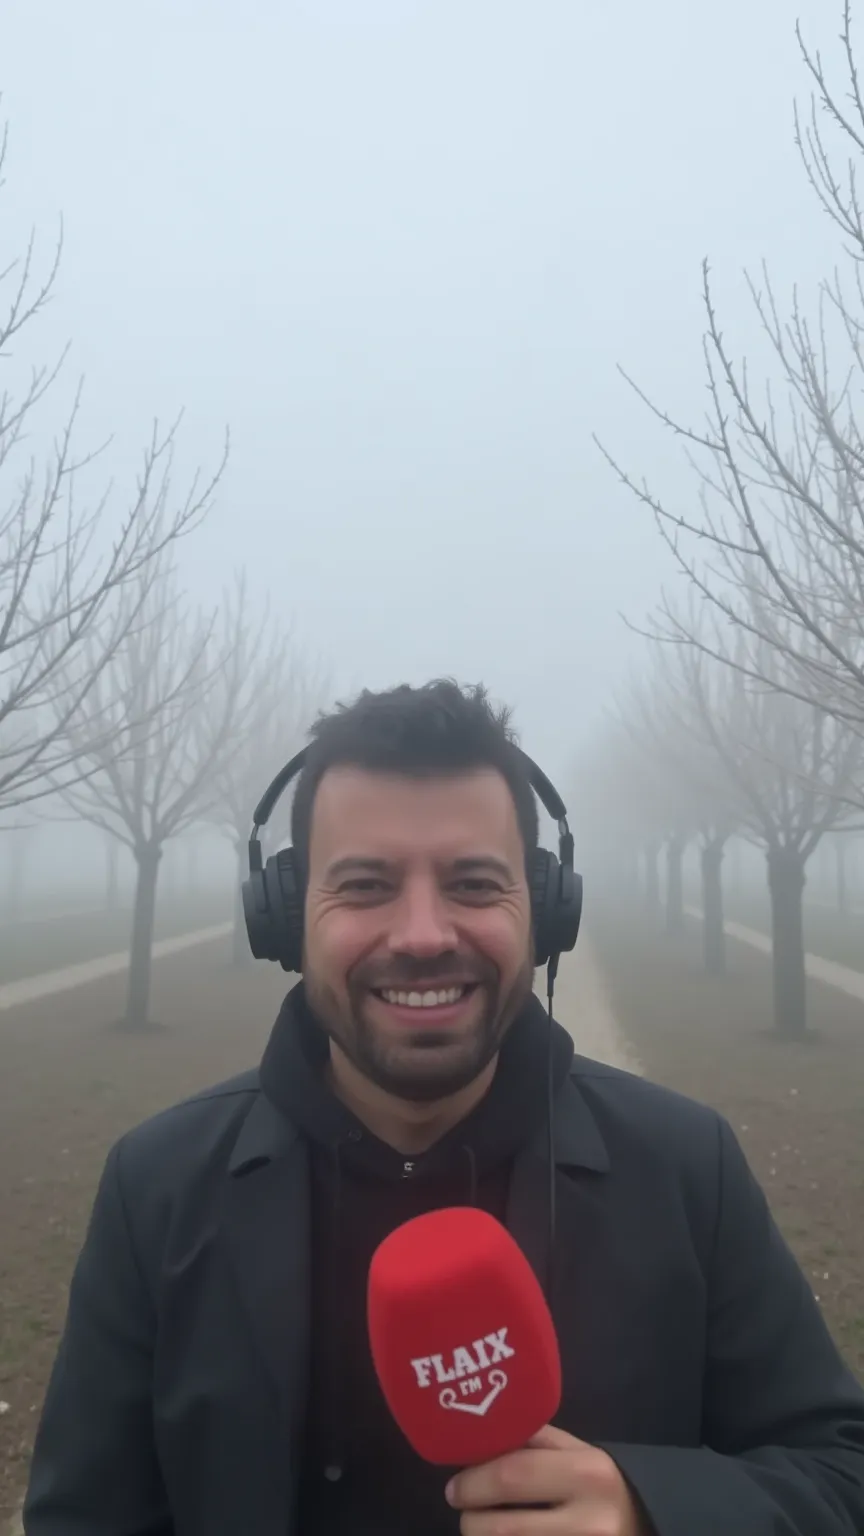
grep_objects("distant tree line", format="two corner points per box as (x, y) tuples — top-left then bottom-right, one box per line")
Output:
(586, 1), (864, 1040)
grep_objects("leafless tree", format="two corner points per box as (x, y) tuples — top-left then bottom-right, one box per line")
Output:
(0, 115), (226, 814)
(52, 561), (259, 1029)
(659, 615), (863, 1038)
(103, 829), (121, 911)
(597, 3), (864, 741)
(613, 658), (741, 975)
(0, 813), (39, 923)
(571, 716), (691, 927)
(205, 614), (329, 963)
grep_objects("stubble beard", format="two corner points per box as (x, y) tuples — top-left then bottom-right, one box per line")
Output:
(304, 955), (536, 1104)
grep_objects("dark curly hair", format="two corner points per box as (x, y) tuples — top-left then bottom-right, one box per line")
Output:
(289, 678), (539, 879)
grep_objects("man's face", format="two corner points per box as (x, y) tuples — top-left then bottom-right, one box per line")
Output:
(303, 766), (534, 1102)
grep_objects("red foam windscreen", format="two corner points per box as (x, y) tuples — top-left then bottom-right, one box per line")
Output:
(367, 1206), (561, 1466)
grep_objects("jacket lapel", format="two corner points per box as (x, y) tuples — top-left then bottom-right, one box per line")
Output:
(506, 1068), (610, 1292)
(219, 1092), (310, 1533)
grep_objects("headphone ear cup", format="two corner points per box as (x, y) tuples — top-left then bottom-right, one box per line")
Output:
(530, 850), (557, 967)
(267, 848), (305, 973)
(530, 850), (584, 967)
(242, 868), (277, 961)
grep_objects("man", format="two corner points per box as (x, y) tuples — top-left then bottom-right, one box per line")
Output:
(24, 680), (864, 1534)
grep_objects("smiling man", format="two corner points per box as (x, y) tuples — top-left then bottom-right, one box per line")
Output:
(24, 681), (864, 1536)
(302, 757), (535, 1130)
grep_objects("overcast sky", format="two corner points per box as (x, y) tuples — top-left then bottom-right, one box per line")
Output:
(2, 0), (837, 786)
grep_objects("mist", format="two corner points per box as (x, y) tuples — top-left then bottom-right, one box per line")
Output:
(0, 0), (834, 777)
(3, 3), (864, 1528)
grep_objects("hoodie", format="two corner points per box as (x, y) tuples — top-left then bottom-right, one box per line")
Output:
(259, 983), (574, 1536)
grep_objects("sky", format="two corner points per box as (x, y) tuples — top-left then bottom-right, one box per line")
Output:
(2, 0), (839, 790)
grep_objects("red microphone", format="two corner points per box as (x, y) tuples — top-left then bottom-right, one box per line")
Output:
(367, 1206), (561, 1466)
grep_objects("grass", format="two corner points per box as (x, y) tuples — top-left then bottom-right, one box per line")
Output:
(590, 893), (864, 1379)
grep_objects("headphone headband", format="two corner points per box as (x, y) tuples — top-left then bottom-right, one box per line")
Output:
(242, 742), (582, 972)
(249, 744), (571, 841)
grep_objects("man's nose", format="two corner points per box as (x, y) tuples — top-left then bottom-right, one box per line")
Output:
(386, 877), (458, 957)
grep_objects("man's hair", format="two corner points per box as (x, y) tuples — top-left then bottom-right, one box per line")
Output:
(290, 679), (539, 878)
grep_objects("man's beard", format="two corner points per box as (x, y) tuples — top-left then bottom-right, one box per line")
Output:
(303, 952), (535, 1103)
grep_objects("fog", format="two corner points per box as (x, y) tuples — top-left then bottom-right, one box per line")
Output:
(4, 12), (864, 1525)
(2, 0), (834, 791)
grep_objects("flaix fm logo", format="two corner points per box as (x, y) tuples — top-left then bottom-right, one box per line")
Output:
(409, 1327), (516, 1417)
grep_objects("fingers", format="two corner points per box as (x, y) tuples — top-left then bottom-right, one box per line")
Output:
(527, 1424), (588, 1452)
(447, 1447), (582, 1511)
(458, 1507), (573, 1536)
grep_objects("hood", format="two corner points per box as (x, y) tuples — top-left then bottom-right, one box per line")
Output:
(259, 981), (575, 1180)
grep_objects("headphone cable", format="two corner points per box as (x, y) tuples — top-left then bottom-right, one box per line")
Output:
(545, 952), (560, 1309)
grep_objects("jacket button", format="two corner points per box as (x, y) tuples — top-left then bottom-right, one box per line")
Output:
(324, 1464), (343, 1482)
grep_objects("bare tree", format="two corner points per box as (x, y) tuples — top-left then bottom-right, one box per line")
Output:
(661, 620), (862, 1038)
(52, 561), (258, 1029)
(613, 660), (741, 975)
(0, 814), (39, 922)
(0, 115), (226, 814)
(597, 4), (864, 741)
(570, 717), (691, 926)
(103, 830), (120, 911)
(205, 623), (328, 964)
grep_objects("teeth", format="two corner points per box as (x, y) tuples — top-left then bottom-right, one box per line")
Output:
(380, 986), (468, 1009)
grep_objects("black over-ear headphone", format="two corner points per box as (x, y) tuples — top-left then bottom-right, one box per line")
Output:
(241, 746), (583, 973)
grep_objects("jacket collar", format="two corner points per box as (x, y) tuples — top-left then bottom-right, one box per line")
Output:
(228, 1085), (298, 1176)
(227, 1060), (610, 1177)
(543, 1071), (610, 1174)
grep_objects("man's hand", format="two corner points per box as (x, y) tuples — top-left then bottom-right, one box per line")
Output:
(445, 1424), (648, 1535)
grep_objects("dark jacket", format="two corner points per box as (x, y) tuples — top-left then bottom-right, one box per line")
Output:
(24, 1004), (864, 1535)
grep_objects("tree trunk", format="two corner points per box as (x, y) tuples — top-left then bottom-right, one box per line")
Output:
(766, 845), (808, 1040)
(186, 839), (198, 899)
(644, 842), (660, 912)
(105, 836), (119, 910)
(701, 838), (726, 976)
(665, 835), (685, 935)
(124, 844), (162, 1030)
(835, 839), (847, 914)
(232, 841), (250, 965)
(5, 831), (28, 922)
(728, 837), (742, 896)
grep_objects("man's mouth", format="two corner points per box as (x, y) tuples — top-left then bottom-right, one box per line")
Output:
(371, 982), (479, 1011)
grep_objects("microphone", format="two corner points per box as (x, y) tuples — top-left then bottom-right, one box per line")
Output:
(367, 1206), (561, 1466)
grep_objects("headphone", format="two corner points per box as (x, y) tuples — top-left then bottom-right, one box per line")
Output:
(242, 746), (583, 974)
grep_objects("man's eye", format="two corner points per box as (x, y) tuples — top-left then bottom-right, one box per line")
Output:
(452, 878), (500, 895)
(339, 878), (389, 895)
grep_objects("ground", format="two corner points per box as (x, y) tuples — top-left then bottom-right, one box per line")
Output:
(713, 884), (864, 974)
(0, 896), (229, 985)
(590, 895), (864, 1377)
(1, 897), (863, 1529)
